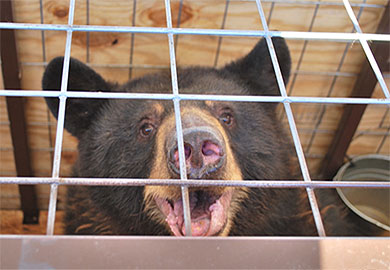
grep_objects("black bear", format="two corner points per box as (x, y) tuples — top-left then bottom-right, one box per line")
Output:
(42, 37), (379, 236)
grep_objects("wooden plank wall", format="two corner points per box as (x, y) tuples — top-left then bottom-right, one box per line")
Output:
(0, 0), (389, 210)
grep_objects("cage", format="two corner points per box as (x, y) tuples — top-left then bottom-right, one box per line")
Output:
(0, 0), (389, 268)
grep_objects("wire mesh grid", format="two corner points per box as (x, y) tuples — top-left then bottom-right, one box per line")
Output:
(0, 0), (389, 239)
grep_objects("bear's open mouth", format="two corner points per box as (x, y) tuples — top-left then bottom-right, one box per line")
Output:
(154, 189), (233, 236)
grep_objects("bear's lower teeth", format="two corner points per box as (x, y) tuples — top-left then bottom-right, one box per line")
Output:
(155, 189), (233, 236)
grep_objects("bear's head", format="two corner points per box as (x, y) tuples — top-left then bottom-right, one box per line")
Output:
(43, 37), (293, 236)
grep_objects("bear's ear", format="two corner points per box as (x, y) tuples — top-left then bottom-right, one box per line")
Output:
(42, 57), (112, 138)
(223, 37), (291, 96)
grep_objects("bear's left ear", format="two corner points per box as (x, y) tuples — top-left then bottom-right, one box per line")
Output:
(222, 37), (291, 96)
(42, 57), (113, 138)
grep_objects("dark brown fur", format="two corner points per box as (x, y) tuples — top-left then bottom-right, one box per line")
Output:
(42, 38), (383, 236)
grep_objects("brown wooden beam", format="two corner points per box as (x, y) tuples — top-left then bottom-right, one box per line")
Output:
(320, 2), (390, 179)
(1, 0), (39, 224)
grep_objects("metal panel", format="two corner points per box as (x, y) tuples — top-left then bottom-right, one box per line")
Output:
(1, 236), (389, 269)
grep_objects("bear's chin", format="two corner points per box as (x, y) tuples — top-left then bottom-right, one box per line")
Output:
(154, 189), (233, 236)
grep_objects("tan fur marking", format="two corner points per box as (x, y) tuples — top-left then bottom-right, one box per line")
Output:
(75, 223), (93, 233)
(220, 187), (250, 236)
(95, 224), (112, 233)
(153, 103), (165, 116)
(205, 100), (215, 108)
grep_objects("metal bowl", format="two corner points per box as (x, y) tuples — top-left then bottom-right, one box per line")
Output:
(334, 155), (390, 231)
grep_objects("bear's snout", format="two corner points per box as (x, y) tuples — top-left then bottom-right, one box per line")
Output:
(167, 125), (226, 179)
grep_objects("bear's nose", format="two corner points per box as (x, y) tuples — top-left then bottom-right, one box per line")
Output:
(168, 127), (225, 179)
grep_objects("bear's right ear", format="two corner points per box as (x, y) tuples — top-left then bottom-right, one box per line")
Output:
(42, 57), (112, 138)
(222, 37), (291, 97)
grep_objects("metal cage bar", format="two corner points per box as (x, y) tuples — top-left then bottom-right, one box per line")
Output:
(0, 177), (389, 189)
(342, 0), (389, 98)
(213, 0), (230, 67)
(254, 0), (326, 236)
(164, 0), (192, 236)
(128, 0), (137, 79)
(1, 22), (390, 42)
(1, 90), (389, 104)
(174, 0), (184, 51)
(86, 0), (90, 63)
(286, 3), (320, 96)
(303, 1), (367, 154)
(320, 1), (390, 180)
(45, 0), (76, 236)
(240, 0), (385, 8)
(0, 0), (388, 243)
(39, 0), (55, 175)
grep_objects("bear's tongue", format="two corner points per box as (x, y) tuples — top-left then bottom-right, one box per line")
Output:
(165, 191), (229, 237)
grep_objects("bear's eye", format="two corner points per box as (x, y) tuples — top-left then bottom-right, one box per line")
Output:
(219, 112), (233, 126)
(140, 123), (155, 137)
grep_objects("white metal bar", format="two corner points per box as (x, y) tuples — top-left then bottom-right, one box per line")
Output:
(214, 0), (230, 67)
(86, 0), (90, 63)
(45, 95), (65, 235)
(173, 0), (184, 50)
(287, 3), (320, 96)
(128, 0), (137, 79)
(266, 1), (275, 25)
(39, 0), (47, 63)
(255, 0), (326, 236)
(39, 0), (55, 172)
(376, 128), (390, 154)
(236, 0), (385, 8)
(1, 22), (390, 42)
(1, 177), (389, 189)
(46, 0), (76, 236)
(304, 2), (367, 154)
(342, 0), (390, 99)
(1, 90), (389, 105)
(164, 0), (192, 236)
